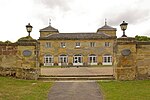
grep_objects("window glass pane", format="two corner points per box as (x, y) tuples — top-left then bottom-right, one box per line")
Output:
(104, 57), (107, 62)
(46, 58), (48, 63)
(108, 57), (110, 62)
(64, 57), (67, 63)
(59, 56), (68, 63)
(74, 55), (82, 63)
(45, 42), (51, 48)
(105, 42), (110, 47)
(49, 57), (52, 63)
(74, 58), (77, 63)
(78, 57), (81, 63)
(93, 57), (96, 62)
(89, 57), (92, 63)
(103, 55), (112, 63)
(90, 42), (95, 47)
(76, 42), (80, 47)
(61, 42), (66, 48)
(60, 57), (63, 63)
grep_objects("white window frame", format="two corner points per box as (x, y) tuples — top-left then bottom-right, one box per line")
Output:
(45, 42), (51, 48)
(60, 42), (66, 48)
(105, 42), (110, 47)
(102, 55), (112, 65)
(44, 55), (53, 66)
(58, 55), (68, 66)
(75, 42), (80, 48)
(90, 42), (96, 47)
(73, 54), (83, 66)
(88, 54), (97, 65)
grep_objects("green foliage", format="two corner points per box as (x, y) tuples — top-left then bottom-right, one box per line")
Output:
(135, 35), (150, 41)
(0, 40), (12, 44)
(98, 80), (150, 100)
(0, 77), (53, 100)
(5, 40), (12, 43)
(18, 36), (34, 41)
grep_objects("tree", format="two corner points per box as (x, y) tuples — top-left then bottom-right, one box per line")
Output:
(135, 35), (150, 41)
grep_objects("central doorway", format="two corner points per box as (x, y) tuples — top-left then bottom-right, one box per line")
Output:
(73, 54), (83, 66)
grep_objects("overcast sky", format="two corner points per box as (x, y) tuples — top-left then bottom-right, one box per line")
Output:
(0, 0), (150, 42)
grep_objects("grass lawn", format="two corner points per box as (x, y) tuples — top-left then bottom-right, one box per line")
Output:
(0, 76), (53, 100)
(98, 80), (150, 100)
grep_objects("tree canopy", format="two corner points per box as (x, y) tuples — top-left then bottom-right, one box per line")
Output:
(135, 35), (150, 41)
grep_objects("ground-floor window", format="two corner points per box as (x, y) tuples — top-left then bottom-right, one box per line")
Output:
(59, 54), (68, 66)
(88, 54), (97, 65)
(44, 54), (53, 66)
(73, 54), (83, 65)
(43, 54), (113, 66)
(103, 54), (112, 65)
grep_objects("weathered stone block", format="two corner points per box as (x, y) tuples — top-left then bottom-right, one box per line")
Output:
(115, 67), (136, 80)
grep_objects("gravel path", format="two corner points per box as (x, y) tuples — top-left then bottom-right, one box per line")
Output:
(41, 67), (113, 76)
(48, 81), (103, 100)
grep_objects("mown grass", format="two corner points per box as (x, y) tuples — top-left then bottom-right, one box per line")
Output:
(0, 77), (53, 100)
(98, 80), (150, 100)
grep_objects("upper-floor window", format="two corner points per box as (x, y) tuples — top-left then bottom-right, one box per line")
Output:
(45, 42), (51, 48)
(105, 42), (110, 47)
(76, 42), (80, 48)
(60, 42), (66, 48)
(90, 42), (96, 47)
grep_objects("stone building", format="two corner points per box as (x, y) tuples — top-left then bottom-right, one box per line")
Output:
(38, 22), (117, 66)
(0, 20), (150, 80)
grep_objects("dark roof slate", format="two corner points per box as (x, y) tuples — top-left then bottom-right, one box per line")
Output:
(97, 24), (116, 31)
(39, 32), (116, 40)
(39, 25), (59, 32)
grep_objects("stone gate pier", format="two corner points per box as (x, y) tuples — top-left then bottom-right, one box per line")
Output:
(114, 37), (150, 80)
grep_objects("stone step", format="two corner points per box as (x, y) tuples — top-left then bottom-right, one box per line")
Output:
(38, 76), (115, 81)
(39, 74), (113, 77)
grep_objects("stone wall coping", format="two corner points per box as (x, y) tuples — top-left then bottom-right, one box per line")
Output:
(0, 66), (39, 69)
(117, 37), (135, 40)
(38, 38), (116, 41)
(17, 42), (37, 46)
(0, 43), (18, 46)
(117, 41), (150, 45)
(117, 41), (136, 45)
(0, 42), (38, 46)
(136, 41), (150, 45)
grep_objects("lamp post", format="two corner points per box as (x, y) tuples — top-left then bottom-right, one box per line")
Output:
(120, 21), (128, 37)
(26, 23), (33, 37)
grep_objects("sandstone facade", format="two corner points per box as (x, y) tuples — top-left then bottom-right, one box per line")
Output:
(0, 21), (150, 80)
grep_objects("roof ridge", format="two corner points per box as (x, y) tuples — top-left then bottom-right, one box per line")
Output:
(39, 25), (58, 32)
(59, 32), (96, 34)
(38, 32), (116, 40)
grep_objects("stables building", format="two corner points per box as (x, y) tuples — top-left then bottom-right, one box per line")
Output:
(38, 21), (117, 66)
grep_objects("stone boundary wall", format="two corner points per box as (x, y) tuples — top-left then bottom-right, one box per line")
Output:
(136, 42), (150, 79)
(0, 40), (40, 80)
(0, 66), (40, 80)
(114, 38), (150, 80)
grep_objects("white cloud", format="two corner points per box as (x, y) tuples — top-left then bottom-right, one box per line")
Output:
(0, 0), (150, 42)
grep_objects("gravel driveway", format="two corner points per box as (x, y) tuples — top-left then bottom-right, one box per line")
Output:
(48, 81), (103, 100)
